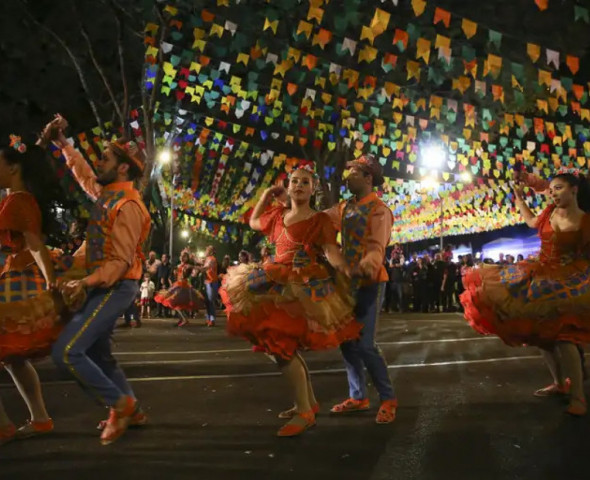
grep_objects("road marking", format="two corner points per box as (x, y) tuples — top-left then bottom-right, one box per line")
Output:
(1, 353), (562, 388)
(111, 337), (497, 356)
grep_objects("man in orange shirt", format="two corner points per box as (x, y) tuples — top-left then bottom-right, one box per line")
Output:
(47, 116), (151, 445)
(201, 245), (219, 327)
(325, 154), (397, 424)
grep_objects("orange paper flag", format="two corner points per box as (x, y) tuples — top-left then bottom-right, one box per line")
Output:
(534, 0), (548, 11)
(566, 55), (580, 74)
(433, 7), (451, 27)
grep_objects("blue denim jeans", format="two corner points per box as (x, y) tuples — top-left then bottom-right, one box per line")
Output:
(205, 281), (219, 322)
(340, 282), (396, 401)
(52, 280), (137, 407)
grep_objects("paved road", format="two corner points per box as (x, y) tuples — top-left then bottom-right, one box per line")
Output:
(1, 313), (588, 480)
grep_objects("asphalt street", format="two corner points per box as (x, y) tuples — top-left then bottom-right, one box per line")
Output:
(1, 313), (588, 480)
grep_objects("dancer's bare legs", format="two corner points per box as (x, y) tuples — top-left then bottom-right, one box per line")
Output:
(278, 352), (318, 418)
(4, 360), (50, 423)
(275, 354), (316, 435)
(533, 347), (566, 396)
(556, 342), (587, 415)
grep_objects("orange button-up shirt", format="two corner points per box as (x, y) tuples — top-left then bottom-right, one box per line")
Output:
(63, 145), (146, 288)
(325, 192), (392, 284)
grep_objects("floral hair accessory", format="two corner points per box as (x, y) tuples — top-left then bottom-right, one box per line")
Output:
(9, 135), (27, 153)
(289, 161), (319, 180)
(555, 167), (581, 177)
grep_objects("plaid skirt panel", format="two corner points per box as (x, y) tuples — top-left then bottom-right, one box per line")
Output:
(0, 265), (45, 303)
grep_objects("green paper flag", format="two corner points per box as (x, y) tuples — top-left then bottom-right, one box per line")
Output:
(574, 6), (589, 23)
(488, 30), (502, 49)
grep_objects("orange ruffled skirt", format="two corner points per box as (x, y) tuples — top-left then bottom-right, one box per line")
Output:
(460, 259), (590, 348)
(219, 262), (361, 360)
(154, 280), (205, 312)
(0, 290), (65, 363)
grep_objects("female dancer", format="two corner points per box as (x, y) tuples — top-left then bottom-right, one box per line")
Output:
(515, 169), (588, 397)
(0, 136), (68, 445)
(461, 169), (590, 415)
(220, 164), (361, 437)
(154, 251), (204, 327)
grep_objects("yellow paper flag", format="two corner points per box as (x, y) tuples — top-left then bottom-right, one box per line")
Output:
(527, 43), (541, 63)
(406, 61), (421, 80)
(411, 0), (426, 16)
(370, 8), (390, 36)
(263, 18), (278, 34)
(462, 19), (477, 38)
(416, 38), (431, 63)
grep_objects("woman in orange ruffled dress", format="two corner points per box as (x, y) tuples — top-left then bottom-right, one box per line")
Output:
(460, 168), (590, 416)
(0, 135), (70, 445)
(154, 251), (204, 327)
(220, 164), (361, 437)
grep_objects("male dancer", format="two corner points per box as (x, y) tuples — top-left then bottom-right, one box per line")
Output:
(325, 154), (397, 424)
(47, 116), (151, 445)
(202, 245), (218, 327)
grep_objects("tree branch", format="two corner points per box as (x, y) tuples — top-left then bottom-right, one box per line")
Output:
(70, 0), (124, 127)
(20, 0), (104, 130)
(109, 0), (130, 136)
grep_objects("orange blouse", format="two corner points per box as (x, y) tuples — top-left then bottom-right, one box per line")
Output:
(537, 206), (590, 264)
(0, 192), (42, 274)
(259, 206), (337, 265)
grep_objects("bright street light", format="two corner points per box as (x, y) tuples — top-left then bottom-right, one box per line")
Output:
(181, 229), (189, 238)
(158, 149), (172, 163)
(197, 250), (205, 258)
(460, 171), (472, 183)
(420, 144), (446, 169)
(421, 177), (439, 191)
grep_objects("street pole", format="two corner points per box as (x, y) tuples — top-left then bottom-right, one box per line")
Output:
(439, 197), (444, 251)
(169, 174), (174, 259)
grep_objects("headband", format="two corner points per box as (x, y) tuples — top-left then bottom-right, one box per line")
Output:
(555, 167), (581, 178)
(289, 162), (319, 181)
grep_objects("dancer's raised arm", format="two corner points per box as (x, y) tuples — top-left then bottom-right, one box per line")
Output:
(249, 185), (287, 230)
(40, 115), (102, 201)
(513, 182), (540, 229)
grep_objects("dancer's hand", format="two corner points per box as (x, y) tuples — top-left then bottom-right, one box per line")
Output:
(61, 279), (86, 297)
(513, 182), (525, 201)
(264, 186), (288, 206)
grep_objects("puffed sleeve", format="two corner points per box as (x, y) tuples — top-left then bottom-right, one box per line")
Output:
(0, 194), (41, 234)
(314, 212), (338, 246)
(0, 194), (41, 252)
(258, 205), (284, 238)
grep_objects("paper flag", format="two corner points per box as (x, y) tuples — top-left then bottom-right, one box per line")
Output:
(461, 19), (477, 38)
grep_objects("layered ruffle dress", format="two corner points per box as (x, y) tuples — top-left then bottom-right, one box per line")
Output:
(220, 206), (361, 360)
(0, 192), (68, 362)
(154, 263), (204, 311)
(461, 205), (590, 347)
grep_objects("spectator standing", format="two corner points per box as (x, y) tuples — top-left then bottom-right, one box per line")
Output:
(156, 254), (172, 318)
(140, 273), (155, 319)
(144, 251), (161, 280)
